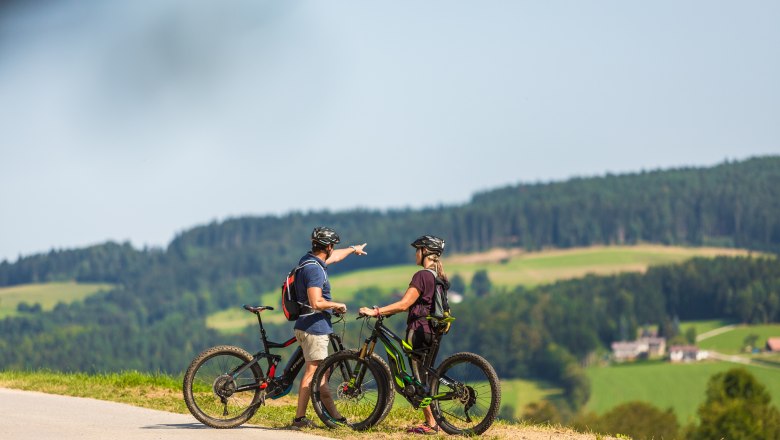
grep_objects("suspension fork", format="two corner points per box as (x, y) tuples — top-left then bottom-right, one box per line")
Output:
(348, 333), (379, 387)
(329, 333), (354, 380)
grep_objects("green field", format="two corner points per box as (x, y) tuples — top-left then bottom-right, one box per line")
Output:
(0, 281), (114, 318)
(679, 319), (737, 338)
(500, 378), (563, 418)
(445, 245), (756, 290)
(697, 324), (780, 354)
(586, 360), (780, 423)
(207, 245), (758, 333)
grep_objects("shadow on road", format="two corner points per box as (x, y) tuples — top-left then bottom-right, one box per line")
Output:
(142, 423), (211, 430)
(143, 423), (299, 432)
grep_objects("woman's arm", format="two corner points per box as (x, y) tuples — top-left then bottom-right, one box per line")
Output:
(359, 286), (420, 317)
(325, 243), (367, 265)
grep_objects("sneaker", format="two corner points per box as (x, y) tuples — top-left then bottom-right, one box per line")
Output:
(331, 416), (348, 426)
(323, 410), (348, 426)
(406, 422), (439, 435)
(290, 416), (317, 429)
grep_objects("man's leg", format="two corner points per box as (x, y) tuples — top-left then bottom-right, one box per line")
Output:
(296, 360), (320, 418)
(318, 368), (343, 420)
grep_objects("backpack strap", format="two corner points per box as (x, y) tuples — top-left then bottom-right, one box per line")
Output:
(296, 260), (327, 317)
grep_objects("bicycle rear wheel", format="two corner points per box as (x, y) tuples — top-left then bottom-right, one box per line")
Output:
(182, 345), (263, 428)
(431, 352), (501, 435)
(310, 349), (392, 431)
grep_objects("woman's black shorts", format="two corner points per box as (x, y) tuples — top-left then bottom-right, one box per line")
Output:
(406, 327), (435, 350)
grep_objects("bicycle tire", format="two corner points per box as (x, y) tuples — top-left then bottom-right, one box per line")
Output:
(367, 352), (394, 426)
(430, 352), (501, 435)
(310, 349), (393, 431)
(182, 345), (264, 428)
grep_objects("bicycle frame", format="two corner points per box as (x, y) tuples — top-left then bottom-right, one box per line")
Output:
(228, 305), (346, 399)
(357, 316), (461, 408)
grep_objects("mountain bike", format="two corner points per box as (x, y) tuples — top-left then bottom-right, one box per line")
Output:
(182, 304), (393, 429)
(310, 313), (501, 435)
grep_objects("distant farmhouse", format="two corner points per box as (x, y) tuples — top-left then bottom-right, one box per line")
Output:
(669, 345), (709, 363)
(611, 337), (667, 362)
(766, 337), (780, 352)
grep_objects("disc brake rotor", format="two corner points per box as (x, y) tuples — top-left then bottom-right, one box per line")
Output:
(337, 381), (364, 400)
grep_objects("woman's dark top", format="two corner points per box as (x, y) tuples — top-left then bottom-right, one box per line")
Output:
(407, 269), (437, 334)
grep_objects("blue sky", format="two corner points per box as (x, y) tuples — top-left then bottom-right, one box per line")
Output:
(1, 0), (778, 262)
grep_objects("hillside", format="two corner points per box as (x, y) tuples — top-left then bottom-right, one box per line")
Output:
(207, 244), (759, 332)
(0, 159), (776, 376)
(1, 156), (779, 287)
(0, 282), (114, 319)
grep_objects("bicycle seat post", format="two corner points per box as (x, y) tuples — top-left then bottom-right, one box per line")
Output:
(255, 311), (270, 352)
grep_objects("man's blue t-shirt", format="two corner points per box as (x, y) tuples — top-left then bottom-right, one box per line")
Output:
(293, 253), (333, 335)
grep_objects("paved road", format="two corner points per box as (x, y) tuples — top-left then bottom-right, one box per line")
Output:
(0, 388), (331, 440)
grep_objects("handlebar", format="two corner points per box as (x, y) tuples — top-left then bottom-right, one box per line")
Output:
(357, 311), (395, 320)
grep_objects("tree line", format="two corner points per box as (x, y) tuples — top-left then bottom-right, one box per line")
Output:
(2, 156), (779, 287)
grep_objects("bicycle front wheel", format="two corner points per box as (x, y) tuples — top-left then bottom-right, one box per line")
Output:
(311, 349), (391, 431)
(182, 345), (263, 428)
(431, 352), (501, 435)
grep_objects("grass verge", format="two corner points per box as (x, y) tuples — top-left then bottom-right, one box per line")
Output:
(0, 370), (618, 439)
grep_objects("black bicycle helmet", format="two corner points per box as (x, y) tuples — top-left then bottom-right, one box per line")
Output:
(312, 226), (341, 246)
(411, 235), (445, 256)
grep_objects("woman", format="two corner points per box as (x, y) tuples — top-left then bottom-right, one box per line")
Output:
(359, 235), (449, 435)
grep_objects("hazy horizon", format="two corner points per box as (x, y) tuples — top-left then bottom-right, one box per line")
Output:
(2, 155), (770, 262)
(1, 1), (778, 262)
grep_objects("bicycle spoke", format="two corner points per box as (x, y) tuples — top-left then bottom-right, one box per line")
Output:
(433, 355), (499, 434)
(313, 352), (386, 430)
(191, 353), (259, 422)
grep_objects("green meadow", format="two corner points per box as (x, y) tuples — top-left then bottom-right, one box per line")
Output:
(697, 324), (780, 354)
(0, 281), (114, 319)
(500, 378), (563, 418)
(679, 319), (737, 338)
(207, 245), (757, 333)
(586, 360), (780, 423)
(444, 244), (756, 290)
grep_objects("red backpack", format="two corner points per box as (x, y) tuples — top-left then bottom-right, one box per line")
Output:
(281, 260), (322, 321)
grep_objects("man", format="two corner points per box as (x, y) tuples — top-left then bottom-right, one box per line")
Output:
(291, 226), (367, 429)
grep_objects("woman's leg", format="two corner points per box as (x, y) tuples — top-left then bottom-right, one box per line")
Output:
(408, 328), (438, 429)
